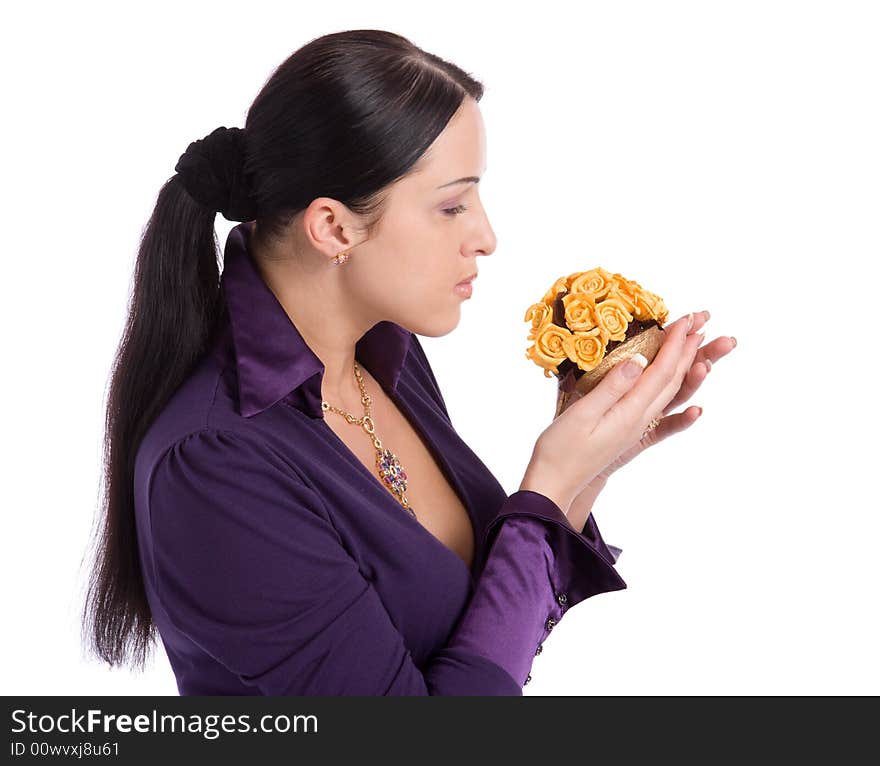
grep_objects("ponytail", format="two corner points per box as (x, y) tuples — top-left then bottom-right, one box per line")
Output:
(81, 175), (224, 667)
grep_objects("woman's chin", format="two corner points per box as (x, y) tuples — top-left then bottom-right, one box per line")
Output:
(408, 310), (461, 338)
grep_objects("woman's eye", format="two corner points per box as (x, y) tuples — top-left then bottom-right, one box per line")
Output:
(442, 204), (468, 216)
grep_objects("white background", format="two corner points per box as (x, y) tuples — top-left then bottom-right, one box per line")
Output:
(3, 0), (878, 695)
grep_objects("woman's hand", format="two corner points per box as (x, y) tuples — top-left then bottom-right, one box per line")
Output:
(563, 310), (737, 533)
(521, 311), (702, 522)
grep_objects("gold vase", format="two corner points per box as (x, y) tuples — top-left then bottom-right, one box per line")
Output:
(554, 325), (667, 419)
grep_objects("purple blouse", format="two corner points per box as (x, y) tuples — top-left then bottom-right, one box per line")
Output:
(133, 220), (626, 696)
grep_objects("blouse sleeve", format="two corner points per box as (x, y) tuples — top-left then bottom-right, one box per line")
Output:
(147, 430), (626, 695)
(451, 492), (626, 687)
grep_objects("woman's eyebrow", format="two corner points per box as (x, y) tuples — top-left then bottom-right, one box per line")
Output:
(436, 176), (481, 189)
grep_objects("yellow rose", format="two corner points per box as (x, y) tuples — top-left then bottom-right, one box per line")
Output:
(654, 297), (669, 324)
(633, 289), (668, 323)
(605, 282), (638, 314)
(526, 322), (572, 377)
(569, 267), (615, 301)
(561, 292), (601, 332)
(541, 274), (571, 306)
(523, 302), (553, 340)
(562, 327), (609, 372)
(596, 297), (634, 342)
(610, 272), (644, 296)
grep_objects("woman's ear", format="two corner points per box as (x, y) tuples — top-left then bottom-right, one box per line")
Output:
(301, 197), (360, 259)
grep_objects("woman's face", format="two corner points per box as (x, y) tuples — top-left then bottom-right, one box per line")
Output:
(342, 96), (497, 337)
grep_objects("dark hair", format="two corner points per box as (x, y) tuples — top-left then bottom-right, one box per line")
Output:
(81, 28), (484, 670)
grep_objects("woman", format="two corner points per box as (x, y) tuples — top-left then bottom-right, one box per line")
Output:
(82, 29), (732, 695)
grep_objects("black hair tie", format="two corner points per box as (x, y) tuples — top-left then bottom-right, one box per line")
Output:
(174, 126), (258, 222)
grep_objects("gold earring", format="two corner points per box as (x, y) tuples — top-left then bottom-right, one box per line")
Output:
(332, 251), (350, 265)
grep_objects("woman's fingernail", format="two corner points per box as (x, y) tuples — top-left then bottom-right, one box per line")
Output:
(623, 353), (648, 378)
(731, 336), (737, 347)
(704, 359), (712, 372)
(697, 406), (703, 417)
(687, 313), (694, 330)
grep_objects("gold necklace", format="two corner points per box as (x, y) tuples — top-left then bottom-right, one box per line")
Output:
(321, 362), (416, 518)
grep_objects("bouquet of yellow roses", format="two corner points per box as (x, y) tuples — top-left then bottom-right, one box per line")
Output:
(524, 267), (670, 419)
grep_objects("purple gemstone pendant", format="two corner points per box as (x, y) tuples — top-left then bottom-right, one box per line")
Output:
(376, 447), (415, 516)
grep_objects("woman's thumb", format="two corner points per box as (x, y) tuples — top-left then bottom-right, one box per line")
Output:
(583, 352), (649, 417)
(620, 353), (649, 380)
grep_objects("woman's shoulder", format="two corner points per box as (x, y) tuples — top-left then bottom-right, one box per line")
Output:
(133, 340), (281, 500)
